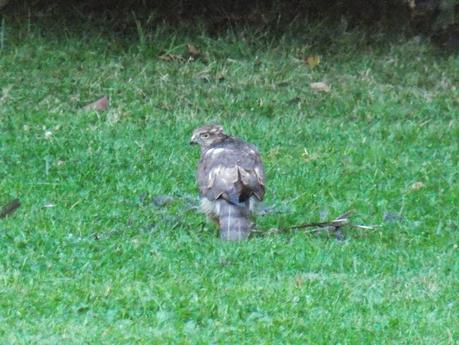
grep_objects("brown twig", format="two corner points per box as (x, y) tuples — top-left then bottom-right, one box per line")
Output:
(252, 211), (377, 240)
(0, 199), (21, 219)
(287, 211), (353, 231)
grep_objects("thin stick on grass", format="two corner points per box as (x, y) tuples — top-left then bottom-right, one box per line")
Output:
(252, 211), (377, 239)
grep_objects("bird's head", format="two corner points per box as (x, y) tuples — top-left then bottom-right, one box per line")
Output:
(190, 124), (226, 150)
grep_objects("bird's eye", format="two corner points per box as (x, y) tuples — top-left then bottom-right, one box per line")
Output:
(200, 133), (209, 138)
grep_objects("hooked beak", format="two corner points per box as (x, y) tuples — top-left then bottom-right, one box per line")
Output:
(189, 134), (197, 145)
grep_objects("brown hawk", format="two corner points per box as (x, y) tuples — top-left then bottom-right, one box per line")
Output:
(190, 124), (265, 241)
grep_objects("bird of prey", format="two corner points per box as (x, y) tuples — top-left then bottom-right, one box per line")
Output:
(190, 124), (265, 241)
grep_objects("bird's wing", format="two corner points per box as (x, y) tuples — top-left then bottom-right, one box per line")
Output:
(197, 140), (265, 203)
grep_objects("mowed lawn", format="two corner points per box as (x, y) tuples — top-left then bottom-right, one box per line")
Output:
(0, 14), (458, 344)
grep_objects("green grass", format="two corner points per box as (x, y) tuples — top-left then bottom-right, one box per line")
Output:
(0, 13), (458, 344)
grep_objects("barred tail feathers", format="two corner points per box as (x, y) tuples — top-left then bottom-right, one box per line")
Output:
(216, 200), (251, 241)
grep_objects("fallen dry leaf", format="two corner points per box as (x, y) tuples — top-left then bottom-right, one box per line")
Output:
(44, 130), (53, 140)
(310, 82), (331, 93)
(0, 199), (20, 219)
(409, 181), (425, 191)
(83, 96), (109, 111)
(305, 55), (321, 68)
(301, 147), (319, 162)
(187, 44), (201, 58)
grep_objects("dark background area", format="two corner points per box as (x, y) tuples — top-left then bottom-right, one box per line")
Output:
(1, 0), (458, 49)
